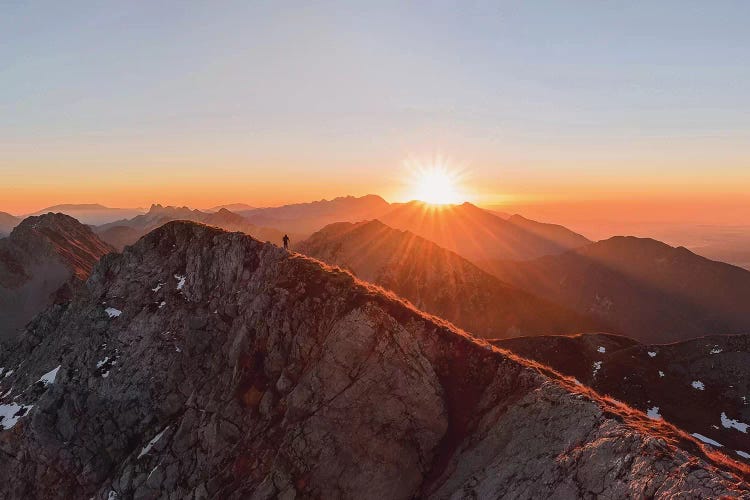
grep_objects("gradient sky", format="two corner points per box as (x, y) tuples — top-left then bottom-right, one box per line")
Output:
(2, 1), (749, 215)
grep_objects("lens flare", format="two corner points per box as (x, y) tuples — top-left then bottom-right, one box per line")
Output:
(405, 156), (467, 205)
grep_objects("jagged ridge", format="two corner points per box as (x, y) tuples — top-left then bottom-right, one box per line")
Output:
(0, 221), (747, 499)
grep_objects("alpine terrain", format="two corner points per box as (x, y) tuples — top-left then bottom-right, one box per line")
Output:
(0, 221), (747, 499)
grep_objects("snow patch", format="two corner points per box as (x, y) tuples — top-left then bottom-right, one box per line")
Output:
(138, 427), (169, 459)
(592, 361), (602, 377)
(38, 365), (60, 386)
(709, 346), (722, 354)
(152, 283), (164, 292)
(105, 307), (122, 318)
(720, 412), (749, 433)
(737, 450), (750, 459)
(646, 406), (661, 420)
(174, 274), (186, 290)
(691, 380), (705, 391)
(158, 301), (166, 309)
(691, 433), (723, 447)
(658, 371), (665, 378)
(0, 403), (33, 430)
(96, 357), (110, 369)
(4, 369), (14, 378)
(597, 346), (606, 353)
(647, 351), (657, 358)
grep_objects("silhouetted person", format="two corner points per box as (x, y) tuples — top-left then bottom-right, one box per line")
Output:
(282, 234), (289, 250)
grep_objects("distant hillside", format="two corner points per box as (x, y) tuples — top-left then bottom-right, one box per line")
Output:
(0, 211), (20, 237)
(96, 205), (288, 250)
(379, 201), (591, 263)
(205, 203), (255, 212)
(495, 332), (750, 464)
(483, 236), (750, 343)
(26, 204), (145, 225)
(238, 194), (390, 235)
(0, 213), (113, 340)
(298, 220), (605, 338)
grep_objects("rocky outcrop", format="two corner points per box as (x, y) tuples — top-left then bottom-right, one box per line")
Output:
(0, 213), (113, 340)
(0, 222), (747, 499)
(298, 220), (605, 338)
(494, 332), (750, 464)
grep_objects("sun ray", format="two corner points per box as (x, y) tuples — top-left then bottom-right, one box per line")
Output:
(403, 156), (468, 206)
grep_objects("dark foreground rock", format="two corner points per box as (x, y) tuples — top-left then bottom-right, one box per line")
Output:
(0, 222), (747, 499)
(494, 332), (750, 465)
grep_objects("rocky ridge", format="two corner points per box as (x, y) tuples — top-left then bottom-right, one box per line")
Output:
(0, 221), (747, 499)
(0, 213), (113, 340)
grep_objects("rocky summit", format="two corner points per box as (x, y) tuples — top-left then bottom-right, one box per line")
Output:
(0, 213), (114, 340)
(0, 221), (747, 499)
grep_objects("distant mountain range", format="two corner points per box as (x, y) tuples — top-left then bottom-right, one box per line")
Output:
(24, 204), (145, 225)
(0, 211), (20, 237)
(298, 219), (604, 338)
(0, 213), (113, 340)
(379, 201), (592, 262)
(238, 194), (391, 235)
(205, 203), (256, 212)
(495, 332), (750, 463)
(96, 205), (288, 250)
(482, 236), (750, 343)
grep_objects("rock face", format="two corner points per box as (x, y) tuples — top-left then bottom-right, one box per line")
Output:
(482, 236), (750, 343)
(0, 221), (747, 499)
(298, 220), (605, 338)
(494, 332), (750, 464)
(96, 205), (287, 250)
(0, 213), (113, 340)
(379, 201), (591, 262)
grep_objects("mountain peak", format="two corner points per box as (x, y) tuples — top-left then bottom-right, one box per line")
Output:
(0, 221), (747, 497)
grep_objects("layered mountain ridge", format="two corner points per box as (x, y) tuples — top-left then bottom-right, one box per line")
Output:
(483, 236), (750, 343)
(96, 204), (287, 250)
(0, 221), (746, 499)
(298, 219), (605, 338)
(379, 201), (592, 262)
(0, 213), (113, 340)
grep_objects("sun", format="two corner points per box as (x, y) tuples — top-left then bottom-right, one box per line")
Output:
(410, 165), (463, 205)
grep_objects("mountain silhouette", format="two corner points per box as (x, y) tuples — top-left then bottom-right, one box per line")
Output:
(298, 219), (605, 338)
(0, 211), (20, 237)
(96, 205), (287, 250)
(379, 201), (591, 263)
(238, 194), (390, 235)
(482, 236), (750, 343)
(0, 213), (113, 340)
